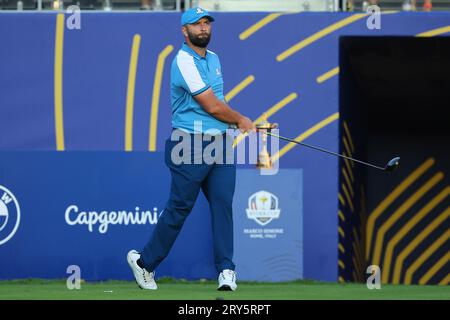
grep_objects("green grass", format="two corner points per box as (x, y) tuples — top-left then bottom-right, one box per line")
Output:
(0, 279), (448, 300)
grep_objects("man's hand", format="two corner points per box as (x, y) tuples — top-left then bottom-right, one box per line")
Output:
(237, 116), (255, 134)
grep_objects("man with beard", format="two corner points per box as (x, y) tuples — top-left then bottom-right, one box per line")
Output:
(127, 7), (254, 291)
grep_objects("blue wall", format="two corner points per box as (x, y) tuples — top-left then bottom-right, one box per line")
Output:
(1, 11), (449, 282)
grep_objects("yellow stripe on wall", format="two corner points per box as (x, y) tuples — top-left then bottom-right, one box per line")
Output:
(393, 208), (448, 284)
(416, 25), (450, 37)
(372, 173), (444, 267)
(225, 75), (255, 102)
(343, 121), (355, 153)
(338, 210), (345, 222)
(342, 151), (354, 182)
(338, 226), (345, 238)
(342, 136), (354, 166)
(404, 230), (449, 284)
(439, 273), (450, 285)
(419, 252), (450, 285)
(54, 13), (65, 151)
(272, 112), (339, 162)
(125, 34), (141, 151)
(342, 167), (354, 198)
(239, 13), (283, 40)
(342, 183), (354, 213)
(253, 93), (298, 126)
(381, 187), (449, 283)
(317, 67), (339, 84)
(366, 158), (435, 260)
(339, 193), (346, 206)
(276, 14), (367, 62)
(149, 44), (174, 152)
(233, 93), (298, 148)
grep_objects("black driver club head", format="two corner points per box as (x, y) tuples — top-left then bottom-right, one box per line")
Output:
(385, 157), (400, 172)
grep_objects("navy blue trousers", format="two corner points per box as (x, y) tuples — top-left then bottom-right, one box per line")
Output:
(140, 132), (236, 274)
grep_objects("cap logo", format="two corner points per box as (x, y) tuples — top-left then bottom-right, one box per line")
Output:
(196, 8), (204, 14)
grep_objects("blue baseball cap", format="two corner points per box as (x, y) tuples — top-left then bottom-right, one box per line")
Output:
(181, 7), (215, 26)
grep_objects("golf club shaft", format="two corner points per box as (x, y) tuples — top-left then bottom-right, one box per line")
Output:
(266, 132), (386, 171)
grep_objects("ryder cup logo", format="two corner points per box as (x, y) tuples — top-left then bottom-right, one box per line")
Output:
(246, 191), (281, 226)
(0, 185), (21, 246)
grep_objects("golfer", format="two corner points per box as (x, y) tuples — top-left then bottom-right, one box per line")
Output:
(127, 7), (254, 291)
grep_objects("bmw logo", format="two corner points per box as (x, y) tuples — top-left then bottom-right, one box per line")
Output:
(0, 185), (20, 246)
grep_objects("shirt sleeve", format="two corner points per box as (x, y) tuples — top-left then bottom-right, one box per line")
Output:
(176, 51), (210, 96)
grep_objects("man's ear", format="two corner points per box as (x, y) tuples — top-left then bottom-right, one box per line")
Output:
(182, 26), (188, 37)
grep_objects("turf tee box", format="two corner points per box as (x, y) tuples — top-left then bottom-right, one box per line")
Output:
(233, 169), (303, 281)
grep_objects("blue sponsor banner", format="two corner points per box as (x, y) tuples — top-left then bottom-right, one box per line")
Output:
(0, 151), (219, 281)
(234, 169), (303, 281)
(0, 152), (304, 282)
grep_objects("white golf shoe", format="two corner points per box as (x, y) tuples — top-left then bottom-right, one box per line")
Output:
(127, 250), (157, 290)
(217, 269), (237, 291)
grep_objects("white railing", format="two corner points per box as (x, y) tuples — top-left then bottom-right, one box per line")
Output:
(11, 0), (335, 12)
(12, 0), (182, 11)
(188, 0), (339, 12)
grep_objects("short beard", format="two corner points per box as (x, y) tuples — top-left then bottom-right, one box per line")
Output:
(187, 29), (211, 48)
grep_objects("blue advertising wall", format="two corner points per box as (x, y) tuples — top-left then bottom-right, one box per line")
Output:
(1, 11), (449, 282)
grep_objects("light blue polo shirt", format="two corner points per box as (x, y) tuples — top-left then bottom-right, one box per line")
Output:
(170, 42), (228, 134)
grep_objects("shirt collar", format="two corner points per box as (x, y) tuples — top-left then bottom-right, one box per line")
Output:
(182, 42), (207, 60)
